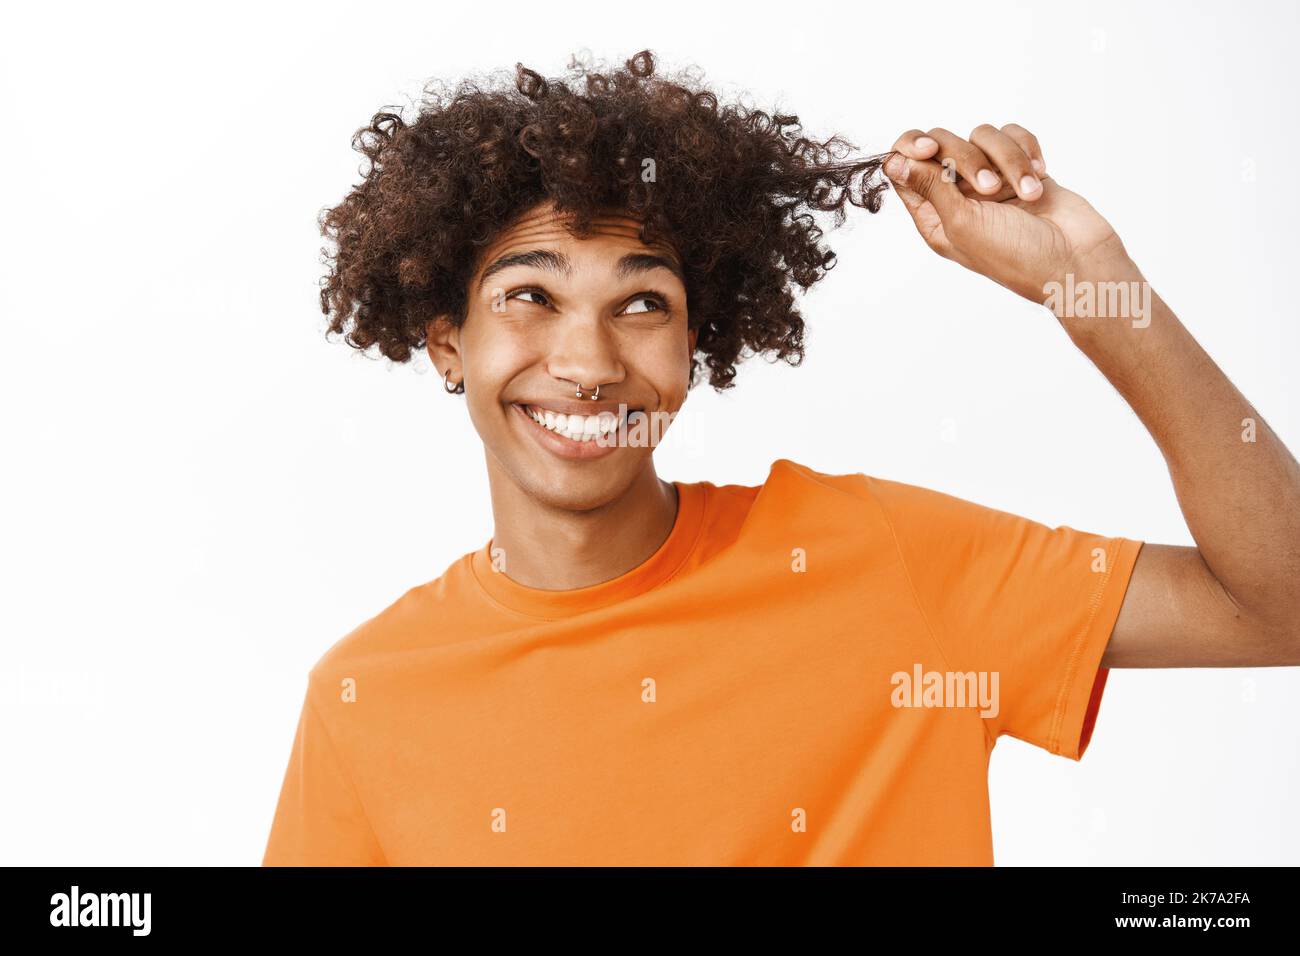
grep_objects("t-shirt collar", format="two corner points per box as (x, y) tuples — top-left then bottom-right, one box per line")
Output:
(469, 480), (707, 620)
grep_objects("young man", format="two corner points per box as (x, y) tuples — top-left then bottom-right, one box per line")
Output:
(262, 51), (1300, 865)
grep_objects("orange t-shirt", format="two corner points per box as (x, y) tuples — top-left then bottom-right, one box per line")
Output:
(262, 458), (1142, 866)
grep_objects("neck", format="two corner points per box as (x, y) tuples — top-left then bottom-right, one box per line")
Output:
(483, 462), (679, 591)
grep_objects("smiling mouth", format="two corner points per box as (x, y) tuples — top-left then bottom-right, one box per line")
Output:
(512, 402), (644, 443)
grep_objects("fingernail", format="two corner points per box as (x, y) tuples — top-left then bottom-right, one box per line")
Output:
(976, 169), (1000, 191)
(914, 136), (937, 151)
(1031, 158), (1046, 175)
(1019, 174), (1042, 196)
(885, 154), (907, 179)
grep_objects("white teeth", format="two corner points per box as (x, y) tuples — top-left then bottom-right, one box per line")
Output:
(523, 405), (622, 442)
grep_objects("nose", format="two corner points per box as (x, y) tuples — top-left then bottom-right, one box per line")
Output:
(546, 313), (626, 394)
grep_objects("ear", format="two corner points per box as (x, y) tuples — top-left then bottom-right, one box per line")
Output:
(425, 315), (462, 379)
(688, 324), (699, 354)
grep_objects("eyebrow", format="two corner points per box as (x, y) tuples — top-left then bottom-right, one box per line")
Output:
(475, 249), (685, 292)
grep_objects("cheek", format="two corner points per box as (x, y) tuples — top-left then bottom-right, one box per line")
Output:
(456, 329), (530, 438)
(641, 351), (691, 405)
(462, 322), (531, 392)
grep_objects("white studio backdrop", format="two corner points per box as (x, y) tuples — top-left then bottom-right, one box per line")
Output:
(1, 0), (1296, 865)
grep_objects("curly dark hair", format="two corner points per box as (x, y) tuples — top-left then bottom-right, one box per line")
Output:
(319, 49), (889, 391)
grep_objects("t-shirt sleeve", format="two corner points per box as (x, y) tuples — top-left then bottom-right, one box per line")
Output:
(262, 678), (386, 865)
(865, 475), (1143, 760)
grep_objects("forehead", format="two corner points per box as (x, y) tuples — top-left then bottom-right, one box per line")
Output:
(472, 200), (679, 275)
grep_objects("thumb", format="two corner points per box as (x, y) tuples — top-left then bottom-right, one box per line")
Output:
(884, 152), (970, 230)
(890, 179), (953, 258)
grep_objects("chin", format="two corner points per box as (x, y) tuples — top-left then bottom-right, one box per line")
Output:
(518, 457), (636, 511)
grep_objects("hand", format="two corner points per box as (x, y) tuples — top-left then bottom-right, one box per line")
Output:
(882, 124), (1133, 303)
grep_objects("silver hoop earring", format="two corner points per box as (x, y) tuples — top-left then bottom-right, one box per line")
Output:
(443, 369), (464, 394)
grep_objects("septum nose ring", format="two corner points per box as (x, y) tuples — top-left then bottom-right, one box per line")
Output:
(574, 382), (600, 400)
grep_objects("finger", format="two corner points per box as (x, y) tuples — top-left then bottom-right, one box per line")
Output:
(955, 175), (1018, 202)
(889, 128), (940, 161)
(969, 123), (1043, 200)
(1000, 123), (1046, 177)
(924, 127), (1004, 196)
(883, 151), (971, 227)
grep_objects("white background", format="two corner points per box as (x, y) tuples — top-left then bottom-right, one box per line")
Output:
(2, 0), (1297, 865)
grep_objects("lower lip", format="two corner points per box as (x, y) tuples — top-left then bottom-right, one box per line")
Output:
(511, 402), (628, 461)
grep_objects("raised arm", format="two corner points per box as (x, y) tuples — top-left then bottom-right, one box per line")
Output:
(881, 125), (1300, 667)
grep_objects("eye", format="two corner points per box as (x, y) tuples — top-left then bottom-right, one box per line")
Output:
(623, 294), (667, 315)
(506, 288), (551, 308)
